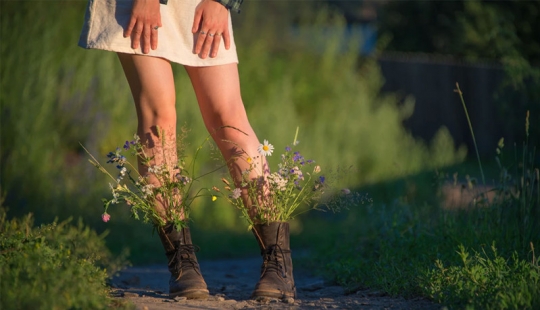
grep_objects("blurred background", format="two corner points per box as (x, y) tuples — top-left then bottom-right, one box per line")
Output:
(1, 0), (539, 264)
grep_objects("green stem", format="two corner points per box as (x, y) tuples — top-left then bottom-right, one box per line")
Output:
(455, 83), (485, 186)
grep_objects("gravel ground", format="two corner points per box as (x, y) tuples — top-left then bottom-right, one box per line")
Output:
(110, 257), (443, 310)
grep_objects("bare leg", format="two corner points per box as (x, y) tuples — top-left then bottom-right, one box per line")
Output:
(118, 53), (209, 299)
(117, 53), (178, 217)
(184, 63), (267, 220)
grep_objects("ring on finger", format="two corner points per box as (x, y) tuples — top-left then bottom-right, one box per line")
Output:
(208, 33), (214, 37)
(215, 33), (222, 37)
(153, 26), (159, 30)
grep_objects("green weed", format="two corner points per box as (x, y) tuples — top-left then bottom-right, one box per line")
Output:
(0, 205), (129, 309)
(424, 244), (539, 309)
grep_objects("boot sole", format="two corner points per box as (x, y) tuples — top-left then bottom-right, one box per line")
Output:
(251, 289), (296, 300)
(170, 288), (210, 300)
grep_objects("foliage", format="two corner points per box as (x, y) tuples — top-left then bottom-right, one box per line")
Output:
(1, 1), (464, 260)
(84, 128), (220, 230)
(424, 244), (540, 309)
(319, 113), (539, 307)
(377, 0), (540, 142)
(0, 205), (129, 309)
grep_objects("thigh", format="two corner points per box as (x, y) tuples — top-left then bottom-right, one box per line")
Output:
(117, 53), (176, 117)
(184, 63), (246, 128)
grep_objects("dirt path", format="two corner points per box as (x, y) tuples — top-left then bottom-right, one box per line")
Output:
(111, 256), (441, 309)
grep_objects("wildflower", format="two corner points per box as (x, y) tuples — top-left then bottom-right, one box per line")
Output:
(141, 184), (155, 198)
(102, 213), (111, 223)
(221, 178), (230, 186)
(212, 186), (220, 192)
(268, 173), (288, 191)
(258, 140), (274, 157)
(319, 176), (326, 184)
(230, 188), (242, 199)
(293, 152), (303, 162)
(247, 157), (253, 164)
(212, 195), (217, 202)
(313, 165), (321, 174)
(123, 141), (130, 150)
(285, 146), (291, 152)
(290, 166), (304, 180)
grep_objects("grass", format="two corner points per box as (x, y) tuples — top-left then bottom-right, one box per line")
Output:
(0, 204), (130, 309)
(2, 1), (537, 308)
(318, 107), (539, 308)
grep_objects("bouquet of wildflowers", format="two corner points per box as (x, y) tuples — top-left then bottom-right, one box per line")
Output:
(222, 129), (343, 226)
(83, 129), (218, 230)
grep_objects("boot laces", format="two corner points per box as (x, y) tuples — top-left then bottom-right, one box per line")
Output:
(262, 244), (289, 278)
(171, 244), (201, 275)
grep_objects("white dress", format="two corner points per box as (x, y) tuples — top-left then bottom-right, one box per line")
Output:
(78, 0), (238, 66)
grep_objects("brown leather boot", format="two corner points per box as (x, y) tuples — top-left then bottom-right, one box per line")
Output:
(157, 223), (209, 299)
(251, 222), (296, 300)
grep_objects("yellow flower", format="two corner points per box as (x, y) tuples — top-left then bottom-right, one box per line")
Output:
(212, 195), (217, 202)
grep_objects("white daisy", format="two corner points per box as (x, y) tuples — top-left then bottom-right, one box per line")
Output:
(257, 139), (274, 156)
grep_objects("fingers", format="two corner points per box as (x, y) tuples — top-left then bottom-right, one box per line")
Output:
(125, 0), (162, 54)
(192, 10), (202, 34)
(124, 21), (160, 54)
(192, 1), (230, 59)
(222, 28), (230, 50)
(151, 26), (159, 51)
(210, 33), (222, 58)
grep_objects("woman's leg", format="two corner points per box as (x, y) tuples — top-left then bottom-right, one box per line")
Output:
(185, 64), (296, 300)
(184, 63), (267, 219)
(117, 53), (177, 217)
(117, 53), (209, 299)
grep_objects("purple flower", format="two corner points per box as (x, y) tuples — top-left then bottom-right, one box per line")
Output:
(293, 152), (303, 162)
(307, 159), (314, 164)
(319, 176), (326, 184)
(123, 141), (130, 150)
(285, 146), (291, 152)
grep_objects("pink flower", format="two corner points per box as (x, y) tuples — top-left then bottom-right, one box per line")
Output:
(102, 213), (111, 223)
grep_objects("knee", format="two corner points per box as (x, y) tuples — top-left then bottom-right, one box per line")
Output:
(204, 100), (249, 132)
(138, 92), (177, 127)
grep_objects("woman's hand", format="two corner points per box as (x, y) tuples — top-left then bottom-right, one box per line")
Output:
(124, 0), (162, 54)
(192, 0), (231, 59)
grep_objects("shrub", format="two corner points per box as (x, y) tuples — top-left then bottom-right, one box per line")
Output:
(0, 205), (128, 309)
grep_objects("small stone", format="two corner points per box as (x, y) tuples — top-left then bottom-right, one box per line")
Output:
(173, 296), (187, 302)
(284, 298), (295, 304)
(320, 298), (334, 302)
(216, 296), (225, 301)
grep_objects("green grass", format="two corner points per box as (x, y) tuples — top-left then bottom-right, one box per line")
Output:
(318, 114), (539, 308)
(0, 205), (130, 309)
